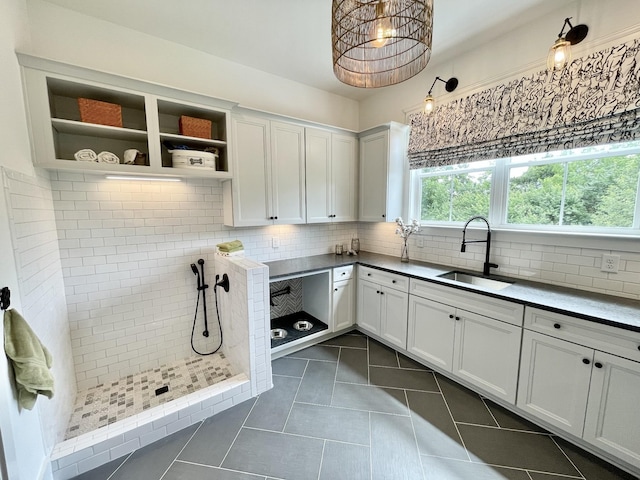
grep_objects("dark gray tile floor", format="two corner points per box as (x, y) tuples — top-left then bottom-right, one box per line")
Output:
(73, 331), (638, 480)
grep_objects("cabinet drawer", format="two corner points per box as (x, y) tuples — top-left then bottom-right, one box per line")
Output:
(358, 265), (408, 292)
(525, 307), (640, 362)
(410, 278), (523, 326)
(334, 265), (354, 281)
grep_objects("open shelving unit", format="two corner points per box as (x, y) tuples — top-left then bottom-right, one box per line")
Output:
(19, 54), (235, 179)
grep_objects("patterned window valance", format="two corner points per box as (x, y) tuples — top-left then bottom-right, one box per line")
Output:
(408, 37), (640, 169)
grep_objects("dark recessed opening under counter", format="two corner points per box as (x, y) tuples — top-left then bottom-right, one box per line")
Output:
(269, 269), (331, 356)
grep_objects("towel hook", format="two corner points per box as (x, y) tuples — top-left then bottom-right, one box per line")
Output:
(1, 287), (10, 310)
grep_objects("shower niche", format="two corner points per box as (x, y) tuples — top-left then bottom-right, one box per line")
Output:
(269, 269), (331, 354)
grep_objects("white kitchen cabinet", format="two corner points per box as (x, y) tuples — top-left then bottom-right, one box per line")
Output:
(358, 122), (408, 222)
(584, 351), (640, 469)
(224, 113), (306, 226)
(518, 307), (640, 470)
(408, 294), (521, 403)
(407, 278), (523, 403)
(19, 54), (233, 178)
(306, 128), (358, 223)
(407, 295), (455, 370)
(332, 266), (355, 331)
(517, 330), (594, 436)
(357, 266), (409, 349)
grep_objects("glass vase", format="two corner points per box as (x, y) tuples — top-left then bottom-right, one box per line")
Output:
(400, 238), (409, 262)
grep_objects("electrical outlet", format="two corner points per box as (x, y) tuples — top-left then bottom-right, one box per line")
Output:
(415, 236), (424, 248)
(272, 236), (280, 248)
(601, 254), (620, 273)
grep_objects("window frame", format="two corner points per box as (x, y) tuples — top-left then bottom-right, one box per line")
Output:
(409, 142), (640, 238)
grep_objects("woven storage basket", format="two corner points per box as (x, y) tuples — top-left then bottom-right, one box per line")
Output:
(179, 115), (211, 139)
(78, 98), (122, 127)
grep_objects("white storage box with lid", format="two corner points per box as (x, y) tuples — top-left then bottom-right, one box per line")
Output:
(170, 149), (218, 169)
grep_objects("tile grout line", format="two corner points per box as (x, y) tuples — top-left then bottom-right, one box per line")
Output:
(217, 395), (261, 468)
(316, 439), (326, 480)
(549, 435), (589, 480)
(479, 396), (501, 428)
(173, 459), (283, 479)
(368, 410), (373, 480)
(329, 349), (341, 407)
(240, 425), (370, 447)
(433, 373), (473, 463)
(157, 420), (204, 480)
(104, 451), (134, 480)
(282, 359), (309, 433)
(453, 421), (553, 436)
(404, 388), (427, 480)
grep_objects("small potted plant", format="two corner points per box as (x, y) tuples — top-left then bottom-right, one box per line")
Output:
(395, 217), (421, 262)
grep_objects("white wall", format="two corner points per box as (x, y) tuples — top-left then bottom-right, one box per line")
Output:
(0, 0), (54, 478)
(359, 0), (640, 129)
(3, 170), (76, 452)
(23, 0), (360, 131)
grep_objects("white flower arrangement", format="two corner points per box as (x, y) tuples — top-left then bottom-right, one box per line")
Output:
(395, 217), (421, 238)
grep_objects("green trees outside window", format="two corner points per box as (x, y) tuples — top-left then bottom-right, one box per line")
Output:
(415, 143), (640, 232)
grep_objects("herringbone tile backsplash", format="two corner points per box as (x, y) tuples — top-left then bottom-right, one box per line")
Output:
(269, 279), (303, 319)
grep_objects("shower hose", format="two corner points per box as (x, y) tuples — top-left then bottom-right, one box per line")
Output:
(190, 259), (224, 355)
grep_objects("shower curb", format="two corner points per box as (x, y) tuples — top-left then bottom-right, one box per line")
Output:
(49, 373), (251, 480)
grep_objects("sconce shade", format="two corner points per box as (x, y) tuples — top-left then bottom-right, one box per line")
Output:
(332, 0), (434, 88)
(423, 94), (435, 113)
(547, 18), (588, 71)
(548, 37), (572, 71)
(423, 76), (458, 114)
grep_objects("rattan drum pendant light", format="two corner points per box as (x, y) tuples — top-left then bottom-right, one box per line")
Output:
(332, 0), (434, 88)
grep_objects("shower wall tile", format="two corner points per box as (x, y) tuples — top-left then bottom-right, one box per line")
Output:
(3, 168), (76, 450)
(51, 172), (356, 390)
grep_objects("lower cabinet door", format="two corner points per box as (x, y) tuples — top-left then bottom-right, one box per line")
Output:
(583, 351), (640, 469)
(357, 280), (381, 334)
(517, 330), (593, 437)
(407, 295), (455, 372)
(333, 279), (355, 331)
(453, 311), (522, 404)
(380, 287), (408, 350)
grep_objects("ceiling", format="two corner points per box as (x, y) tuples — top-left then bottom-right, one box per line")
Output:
(41, 0), (565, 101)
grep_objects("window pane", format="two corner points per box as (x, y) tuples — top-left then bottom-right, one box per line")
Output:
(507, 164), (564, 225)
(420, 171), (491, 222)
(451, 171), (491, 221)
(421, 176), (452, 221)
(565, 155), (640, 227)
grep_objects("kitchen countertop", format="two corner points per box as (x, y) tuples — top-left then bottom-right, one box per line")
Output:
(265, 252), (640, 332)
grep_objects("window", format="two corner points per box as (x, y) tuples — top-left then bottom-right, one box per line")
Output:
(411, 141), (640, 234)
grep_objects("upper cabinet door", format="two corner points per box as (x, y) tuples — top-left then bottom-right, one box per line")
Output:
(359, 130), (388, 222)
(305, 128), (332, 223)
(227, 115), (271, 226)
(270, 121), (306, 225)
(358, 123), (408, 223)
(332, 133), (358, 222)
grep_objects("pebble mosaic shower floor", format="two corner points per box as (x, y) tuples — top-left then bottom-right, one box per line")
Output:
(64, 353), (235, 440)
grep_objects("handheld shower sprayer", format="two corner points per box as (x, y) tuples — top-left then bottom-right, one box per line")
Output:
(189, 258), (228, 355)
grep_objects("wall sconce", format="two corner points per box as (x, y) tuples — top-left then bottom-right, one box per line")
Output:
(423, 76), (458, 114)
(547, 17), (588, 71)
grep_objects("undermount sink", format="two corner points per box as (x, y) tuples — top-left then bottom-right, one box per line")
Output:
(438, 271), (513, 291)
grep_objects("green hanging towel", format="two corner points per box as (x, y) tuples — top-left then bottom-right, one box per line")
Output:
(4, 309), (54, 410)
